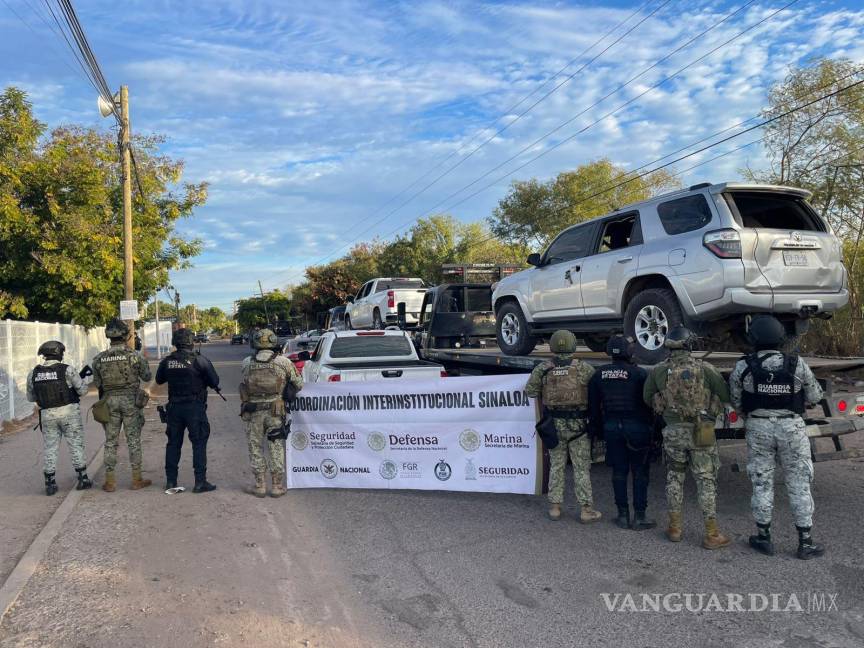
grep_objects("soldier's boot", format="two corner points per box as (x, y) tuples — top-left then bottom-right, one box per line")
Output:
(130, 469), (152, 490)
(252, 473), (267, 498)
(193, 480), (217, 494)
(614, 506), (630, 529)
(748, 522), (775, 556)
(547, 503), (562, 521)
(75, 467), (93, 491)
(102, 470), (116, 493)
(270, 473), (287, 498)
(702, 518), (732, 550)
(666, 512), (682, 542)
(44, 472), (58, 496)
(796, 526), (825, 560)
(579, 504), (602, 524)
(632, 510), (657, 531)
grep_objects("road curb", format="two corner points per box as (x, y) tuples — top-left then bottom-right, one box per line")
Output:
(0, 445), (104, 624)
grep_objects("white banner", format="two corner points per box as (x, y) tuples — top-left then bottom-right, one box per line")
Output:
(287, 375), (541, 494)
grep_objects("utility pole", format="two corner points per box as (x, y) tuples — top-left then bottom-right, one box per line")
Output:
(120, 85), (135, 349)
(155, 297), (162, 360)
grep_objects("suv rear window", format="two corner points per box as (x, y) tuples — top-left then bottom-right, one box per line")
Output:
(657, 195), (713, 235)
(724, 192), (825, 231)
(376, 279), (425, 290)
(330, 335), (414, 358)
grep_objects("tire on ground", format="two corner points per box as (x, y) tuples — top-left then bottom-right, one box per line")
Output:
(496, 301), (537, 356)
(623, 288), (684, 364)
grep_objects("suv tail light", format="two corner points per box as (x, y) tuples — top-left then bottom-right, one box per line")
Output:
(387, 290), (395, 308)
(440, 370), (448, 377)
(703, 229), (742, 258)
(328, 374), (341, 382)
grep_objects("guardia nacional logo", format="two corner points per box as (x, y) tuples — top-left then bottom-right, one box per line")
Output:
(290, 430), (309, 451)
(320, 458), (338, 480)
(379, 459), (398, 480)
(459, 428), (480, 452)
(367, 431), (387, 452)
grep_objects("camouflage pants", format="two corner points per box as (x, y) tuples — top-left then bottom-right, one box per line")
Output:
(662, 423), (720, 519)
(244, 409), (286, 476)
(746, 416), (814, 528)
(547, 418), (593, 506)
(103, 392), (145, 472)
(41, 405), (86, 473)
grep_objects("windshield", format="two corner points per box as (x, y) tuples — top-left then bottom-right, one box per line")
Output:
(376, 279), (425, 290)
(329, 335), (414, 358)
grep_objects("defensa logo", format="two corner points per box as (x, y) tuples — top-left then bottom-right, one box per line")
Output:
(379, 459), (398, 480)
(389, 434), (440, 446)
(459, 429), (480, 452)
(434, 460), (452, 481)
(320, 458), (338, 479)
(290, 430), (309, 451)
(367, 431), (387, 451)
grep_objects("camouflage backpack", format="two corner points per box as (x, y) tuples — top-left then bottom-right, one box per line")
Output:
(242, 354), (286, 401)
(542, 359), (593, 409)
(657, 354), (710, 418)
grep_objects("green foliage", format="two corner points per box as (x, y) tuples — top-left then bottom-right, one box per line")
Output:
(235, 290), (293, 330)
(0, 86), (206, 327)
(489, 158), (680, 248)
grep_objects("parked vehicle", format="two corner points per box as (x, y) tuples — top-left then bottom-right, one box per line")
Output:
(415, 283), (496, 350)
(492, 182), (848, 363)
(193, 332), (209, 343)
(298, 330), (445, 383)
(324, 304), (348, 331)
(230, 334), (246, 345)
(345, 277), (427, 330)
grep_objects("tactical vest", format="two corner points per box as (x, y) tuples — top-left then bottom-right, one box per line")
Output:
(163, 351), (205, 402)
(741, 352), (805, 414)
(542, 359), (591, 409)
(97, 348), (138, 392)
(243, 354), (286, 401)
(597, 362), (647, 419)
(659, 356), (710, 418)
(32, 363), (79, 409)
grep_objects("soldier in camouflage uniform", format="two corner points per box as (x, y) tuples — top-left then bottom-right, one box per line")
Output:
(526, 330), (601, 523)
(643, 326), (731, 550)
(26, 340), (93, 495)
(729, 315), (825, 560)
(239, 328), (303, 498)
(92, 318), (153, 492)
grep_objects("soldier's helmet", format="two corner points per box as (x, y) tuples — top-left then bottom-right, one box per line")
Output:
(251, 328), (279, 350)
(172, 328), (195, 349)
(104, 318), (129, 340)
(38, 340), (65, 359)
(549, 330), (577, 354)
(606, 334), (633, 360)
(664, 326), (694, 350)
(747, 315), (786, 349)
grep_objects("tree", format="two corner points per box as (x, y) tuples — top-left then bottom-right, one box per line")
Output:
(235, 290), (293, 330)
(0, 86), (206, 326)
(489, 159), (679, 248)
(743, 58), (864, 354)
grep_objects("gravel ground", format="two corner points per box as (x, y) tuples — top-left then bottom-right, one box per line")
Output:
(1, 341), (864, 648)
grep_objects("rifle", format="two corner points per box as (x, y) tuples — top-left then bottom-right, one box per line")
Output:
(33, 408), (42, 432)
(213, 386), (227, 402)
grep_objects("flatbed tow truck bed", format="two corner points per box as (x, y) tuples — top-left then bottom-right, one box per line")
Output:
(422, 345), (864, 462)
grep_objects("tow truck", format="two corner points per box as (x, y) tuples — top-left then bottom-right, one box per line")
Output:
(405, 281), (864, 463)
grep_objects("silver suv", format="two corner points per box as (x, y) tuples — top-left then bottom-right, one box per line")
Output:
(492, 183), (848, 363)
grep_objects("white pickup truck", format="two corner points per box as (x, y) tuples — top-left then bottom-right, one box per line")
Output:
(344, 277), (427, 329)
(299, 330), (445, 383)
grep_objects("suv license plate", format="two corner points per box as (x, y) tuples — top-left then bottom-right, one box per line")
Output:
(783, 251), (809, 266)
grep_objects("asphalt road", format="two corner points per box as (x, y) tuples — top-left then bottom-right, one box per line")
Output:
(1, 340), (864, 648)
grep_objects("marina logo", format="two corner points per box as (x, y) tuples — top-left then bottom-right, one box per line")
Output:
(459, 428), (480, 452)
(434, 460), (452, 481)
(290, 430), (309, 451)
(320, 458), (338, 479)
(367, 431), (387, 451)
(379, 459), (398, 480)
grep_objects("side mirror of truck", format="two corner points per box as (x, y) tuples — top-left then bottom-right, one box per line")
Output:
(527, 253), (542, 267)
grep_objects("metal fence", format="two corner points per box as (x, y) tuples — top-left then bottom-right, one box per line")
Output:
(0, 319), (107, 428)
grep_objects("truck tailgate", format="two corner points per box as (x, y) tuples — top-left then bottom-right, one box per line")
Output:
(322, 360), (442, 382)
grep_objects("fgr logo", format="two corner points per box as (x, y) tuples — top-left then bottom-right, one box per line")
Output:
(320, 458), (338, 479)
(434, 460), (452, 481)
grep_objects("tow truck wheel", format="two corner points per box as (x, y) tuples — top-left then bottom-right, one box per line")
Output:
(496, 301), (537, 356)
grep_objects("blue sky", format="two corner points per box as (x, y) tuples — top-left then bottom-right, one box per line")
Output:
(3, 0), (864, 312)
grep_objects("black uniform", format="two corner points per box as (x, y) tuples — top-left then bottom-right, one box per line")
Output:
(588, 359), (654, 514)
(155, 349), (220, 485)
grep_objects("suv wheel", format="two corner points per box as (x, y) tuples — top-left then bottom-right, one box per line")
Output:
(624, 288), (684, 364)
(496, 302), (537, 356)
